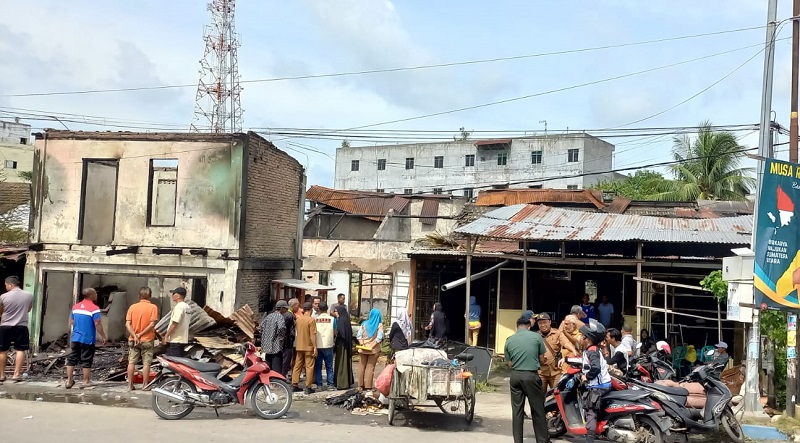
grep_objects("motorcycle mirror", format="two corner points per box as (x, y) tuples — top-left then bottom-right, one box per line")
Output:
(706, 350), (715, 356)
(636, 343), (642, 349)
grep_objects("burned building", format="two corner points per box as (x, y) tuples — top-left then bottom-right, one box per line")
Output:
(25, 131), (305, 348)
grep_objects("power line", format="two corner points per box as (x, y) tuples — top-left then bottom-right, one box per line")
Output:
(0, 25), (768, 98)
(267, 40), (784, 142)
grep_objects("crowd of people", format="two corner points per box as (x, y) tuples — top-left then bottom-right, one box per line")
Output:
(505, 299), (641, 443)
(258, 293), (416, 396)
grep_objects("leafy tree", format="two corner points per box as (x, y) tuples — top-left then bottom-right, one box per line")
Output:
(453, 127), (472, 141)
(656, 122), (754, 201)
(17, 171), (32, 182)
(700, 270), (728, 304)
(594, 170), (672, 200)
(341, 139), (351, 149)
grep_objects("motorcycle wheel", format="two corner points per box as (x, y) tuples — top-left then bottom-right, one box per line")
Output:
(721, 406), (745, 443)
(250, 380), (293, 419)
(637, 416), (664, 443)
(151, 377), (196, 420)
(546, 410), (567, 438)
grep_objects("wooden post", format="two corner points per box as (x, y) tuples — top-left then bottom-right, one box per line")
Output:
(522, 241), (528, 311)
(465, 236), (474, 344)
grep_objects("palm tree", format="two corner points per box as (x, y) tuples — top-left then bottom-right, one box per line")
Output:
(656, 122), (755, 201)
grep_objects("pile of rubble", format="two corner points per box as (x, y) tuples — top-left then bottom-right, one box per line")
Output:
(27, 304), (259, 383)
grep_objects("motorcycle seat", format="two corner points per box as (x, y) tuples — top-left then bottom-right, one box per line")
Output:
(647, 383), (689, 397)
(604, 390), (651, 401)
(165, 356), (222, 373)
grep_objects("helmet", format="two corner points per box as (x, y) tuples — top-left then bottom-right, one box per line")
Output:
(579, 319), (606, 344)
(656, 341), (671, 355)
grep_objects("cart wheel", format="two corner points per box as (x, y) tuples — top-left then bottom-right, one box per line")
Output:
(464, 378), (475, 424)
(388, 397), (396, 425)
(388, 370), (398, 426)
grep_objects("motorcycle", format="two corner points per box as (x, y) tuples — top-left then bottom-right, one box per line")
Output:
(624, 362), (744, 443)
(545, 358), (672, 442)
(628, 350), (676, 383)
(150, 342), (292, 420)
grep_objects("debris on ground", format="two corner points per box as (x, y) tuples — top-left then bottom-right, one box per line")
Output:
(325, 388), (384, 414)
(28, 304), (259, 383)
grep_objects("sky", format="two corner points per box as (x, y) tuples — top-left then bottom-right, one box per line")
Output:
(0, 0), (796, 189)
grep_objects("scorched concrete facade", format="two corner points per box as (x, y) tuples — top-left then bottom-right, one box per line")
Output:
(25, 130), (304, 348)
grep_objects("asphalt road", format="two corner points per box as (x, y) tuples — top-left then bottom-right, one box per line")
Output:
(0, 398), (544, 443)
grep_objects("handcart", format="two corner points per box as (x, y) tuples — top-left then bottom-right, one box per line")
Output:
(387, 348), (476, 426)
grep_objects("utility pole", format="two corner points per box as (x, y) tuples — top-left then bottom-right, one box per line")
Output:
(746, 0), (778, 414)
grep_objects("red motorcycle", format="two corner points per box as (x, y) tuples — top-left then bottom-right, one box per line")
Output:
(150, 342), (292, 420)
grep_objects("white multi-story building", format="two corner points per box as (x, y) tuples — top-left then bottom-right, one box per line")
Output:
(334, 133), (616, 197)
(0, 119), (34, 183)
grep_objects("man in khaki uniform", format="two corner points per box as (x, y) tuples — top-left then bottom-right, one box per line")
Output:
(537, 313), (577, 391)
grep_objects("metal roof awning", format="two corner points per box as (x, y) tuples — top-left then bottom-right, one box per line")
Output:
(272, 279), (336, 291)
(0, 247), (27, 261)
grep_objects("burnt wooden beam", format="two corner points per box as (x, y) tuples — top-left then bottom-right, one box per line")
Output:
(106, 246), (139, 256)
(152, 248), (182, 255)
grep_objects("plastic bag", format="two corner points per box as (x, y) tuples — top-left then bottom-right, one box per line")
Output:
(376, 363), (395, 397)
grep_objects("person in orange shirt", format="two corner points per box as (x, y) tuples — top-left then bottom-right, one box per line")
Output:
(125, 287), (159, 391)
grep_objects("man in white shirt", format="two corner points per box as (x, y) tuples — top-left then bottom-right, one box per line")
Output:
(311, 296), (321, 319)
(314, 302), (336, 390)
(164, 287), (191, 358)
(621, 324), (636, 358)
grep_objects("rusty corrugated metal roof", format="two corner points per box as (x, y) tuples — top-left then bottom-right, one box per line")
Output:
(0, 183), (31, 214)
(603, 197), (631, 214)
(475, 189), (605, 208)
(420, 198), (439, 225)
(474, 139), (512, 146)
(455, 204), (752, 244)
(306, 185), (410, 222)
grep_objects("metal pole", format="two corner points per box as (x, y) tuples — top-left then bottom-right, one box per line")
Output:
(465, 236), (473, 344)
(746, 0), (778, 414)
(636, 242), (643, 335)
(789, 312), (797, 417)
(717, 302), (722, 343)
(791, 0), (800, 163)
(664, 285), (668, 339)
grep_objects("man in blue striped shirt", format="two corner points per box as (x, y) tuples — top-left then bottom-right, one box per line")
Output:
(66, 288), (107, 388)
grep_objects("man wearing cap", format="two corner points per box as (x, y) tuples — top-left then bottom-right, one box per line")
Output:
(521, 310), (536, 331)
(537, 313), (577, 391)
(164, 287), (191, 358)
(711, 341), (730, 378)
(505, 317), (549, 443)
(260, 300), (288, 372)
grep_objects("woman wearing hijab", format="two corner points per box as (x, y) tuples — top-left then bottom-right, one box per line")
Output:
(639, 329), (655, 355)
(468, 296), (481, 346)
(333, 305), (354, 390)
(389, 310), (412, 356)
(424, 302), (448, 349)
(356, 308), (384, 395)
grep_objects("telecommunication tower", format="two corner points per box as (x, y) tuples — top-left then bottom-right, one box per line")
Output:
(190, 0), (243, 133)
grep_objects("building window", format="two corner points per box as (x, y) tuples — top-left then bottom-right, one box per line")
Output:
(568, 149), (579, 163)
(19, 138), (27, 145)
(376, 188), (384, 193)
(464, 188), (474, 199)
(433, 188), (443, 194)
(148, 159), (178, 227)
(434, 156), (444, 169)
(531, 150), (542, 164)
(405, 157), (415, 169)
(404, 188), (413, 195)
(497, 152), (508, 166)
(567, 185), (578, 190)
(4, 160), (17, 169)
(528, 184), (543, 189)
(492, 184), (508, 189)
(465, 154), (475, 167)
(377, 159), (386, 170)
(351, 160), (360, 171)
